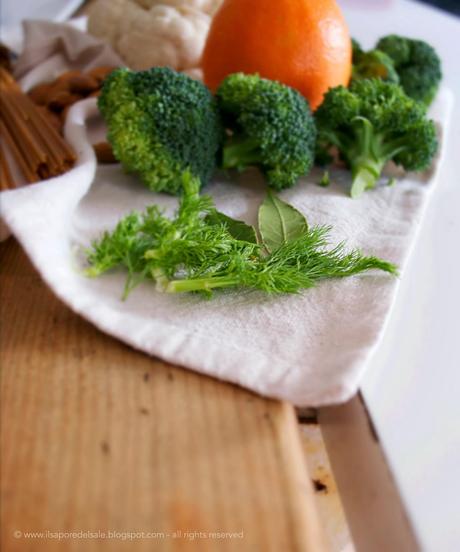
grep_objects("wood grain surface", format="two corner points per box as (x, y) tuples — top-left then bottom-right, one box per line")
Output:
(319, 397), (419, 551)
(0, 239), (325, 551)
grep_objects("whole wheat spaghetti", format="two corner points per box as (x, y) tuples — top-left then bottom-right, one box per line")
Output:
(0, 68), (76, 189)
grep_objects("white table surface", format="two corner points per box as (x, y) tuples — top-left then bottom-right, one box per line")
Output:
(339, 1), (460, 551)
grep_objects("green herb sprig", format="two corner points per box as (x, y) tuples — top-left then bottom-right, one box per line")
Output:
(86, 173), (397, 298)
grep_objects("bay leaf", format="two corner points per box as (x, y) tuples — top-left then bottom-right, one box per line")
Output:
(258, 193), (308, 253)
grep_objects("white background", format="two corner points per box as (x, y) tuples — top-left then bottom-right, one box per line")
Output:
(339, 1), (460, 551)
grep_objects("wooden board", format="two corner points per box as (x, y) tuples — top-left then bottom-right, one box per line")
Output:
(299, 420), (352, 552)
(319, 396), (419, 551)
(0, 239), (325, 551)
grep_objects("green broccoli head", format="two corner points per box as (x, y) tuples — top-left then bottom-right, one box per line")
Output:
(376, 35), (442, 107)
(98, 67), (223, 195)
(216, 73), (317, 191)
(315, 79), (438, 198)
(352, 38), (399, 84)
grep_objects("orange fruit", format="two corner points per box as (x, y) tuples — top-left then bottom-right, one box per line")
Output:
(202, 0), (352, 110)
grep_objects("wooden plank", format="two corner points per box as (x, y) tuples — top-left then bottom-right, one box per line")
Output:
(319, 396), (419, 552)
(298, 418), (353, 552)
(0, 239), (325, 552)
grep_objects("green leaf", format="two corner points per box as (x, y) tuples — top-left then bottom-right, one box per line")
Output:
(258, 193), (308, 253)
(205, 210), (257, 243)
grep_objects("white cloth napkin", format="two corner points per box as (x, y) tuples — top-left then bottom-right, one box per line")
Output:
(14, 19), (124, 91)
(0, 89), (452, 406)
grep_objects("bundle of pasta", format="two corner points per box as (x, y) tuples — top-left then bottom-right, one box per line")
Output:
(0, 68), (76, 190)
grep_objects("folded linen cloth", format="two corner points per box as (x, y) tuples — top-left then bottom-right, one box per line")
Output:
(0, 89), (452, 406)
(14, 20), (124, 92)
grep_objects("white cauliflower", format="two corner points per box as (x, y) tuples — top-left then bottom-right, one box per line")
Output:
(135, 0), (222, 15)
(87, 0), (125, 45)
(87, 0), (223, 73)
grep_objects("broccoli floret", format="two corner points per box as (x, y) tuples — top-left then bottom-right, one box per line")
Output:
(351, 38), (364, 58)
(216, 73), (316, 191)
(98, 67), (223, 195)
(315, 79), (438, 198)
(376, 35), (442, 107)
(352, 38), (399, 84)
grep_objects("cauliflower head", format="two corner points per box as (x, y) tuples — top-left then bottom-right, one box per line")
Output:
(135, 0), (222, 15)
(87, 0), (223, 73)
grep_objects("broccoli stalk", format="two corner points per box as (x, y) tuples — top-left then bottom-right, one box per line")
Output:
(221, 137), (263, 171)
(315, 79), (438, 198)
(347, 119), (389, 198)
(216, 73), (317, 191)
(333, 117), (409, 198)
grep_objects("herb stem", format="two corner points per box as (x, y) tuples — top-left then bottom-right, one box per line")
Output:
(166, 275), (240, 294)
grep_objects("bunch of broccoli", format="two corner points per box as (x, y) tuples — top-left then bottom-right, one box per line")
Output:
(315, 79), (438, 198)
(99, 68), (316, 194)
(352, 34), (442, 107)
(314, 33), (441, 198)
(98, 34), (440, 199)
